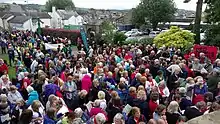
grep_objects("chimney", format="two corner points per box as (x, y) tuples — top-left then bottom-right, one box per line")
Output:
(52, 6), (56, 12)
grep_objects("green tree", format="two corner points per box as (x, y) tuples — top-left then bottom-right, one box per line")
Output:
(154, 26), (195, 50)
(45, 0), (75, 12)
(114, 32), (127, 45)
(205, 24), (220, 46)
(132, 0), (176, 30)
(203, 0), (220, 46)
(100, 21), (116, 43)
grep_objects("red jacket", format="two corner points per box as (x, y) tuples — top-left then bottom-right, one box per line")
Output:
(149, 100), (158, 118)
(0, 64), (8, 74)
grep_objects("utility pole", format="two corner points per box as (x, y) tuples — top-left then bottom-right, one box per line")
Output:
(184, 0), (203, 44)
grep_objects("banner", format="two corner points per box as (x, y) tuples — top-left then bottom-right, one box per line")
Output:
(193, 44), (218, 62)
(45, 43), (64, 51)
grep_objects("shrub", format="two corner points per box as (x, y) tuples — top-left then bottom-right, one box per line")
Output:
(154, 26), (195, 50)
(114, 32), (127, 45)
(139, 37), (154, 45)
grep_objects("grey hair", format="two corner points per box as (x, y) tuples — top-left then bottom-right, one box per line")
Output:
(95, 113), (106, 124)
(113, 113), (125, 124)
(74, 108), (83, 118)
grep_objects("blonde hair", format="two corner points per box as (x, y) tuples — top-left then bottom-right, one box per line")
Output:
(98, 91), (105, 100)
(129, 87), (136, 93)
(137, 90), (147, 101)
(31, 100), (41, 112)
(167, 101), (179, 114)
(137, 85), (145, 92)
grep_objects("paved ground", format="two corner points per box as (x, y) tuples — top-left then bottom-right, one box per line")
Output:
(126, 35), (152, 41)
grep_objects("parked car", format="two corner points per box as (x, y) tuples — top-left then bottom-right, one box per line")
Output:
(125, 31), (139, 37)
(149, 31), (160, 38)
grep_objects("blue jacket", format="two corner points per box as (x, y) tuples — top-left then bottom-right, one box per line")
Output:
(27, 91), (39, 106)
(43, 115), (56, 124)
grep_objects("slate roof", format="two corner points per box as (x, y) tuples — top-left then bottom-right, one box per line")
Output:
(57, 10), (79, 20)
(0, 12), (24, 19)
(24, 12), (51, 19)
(8, 16), (31, 24)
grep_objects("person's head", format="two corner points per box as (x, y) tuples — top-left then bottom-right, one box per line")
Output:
(108, 72), (113, 78)
(118, 82), (126, 90)
(78, 90), (88, 98)
(204, 92), (213, 103)
(155, 104), (166, 116)
(140, 76), (147, 85)
(111, 91), (119, 99)
(167, 101), (179, 114)
(210, 102), (220, 112)
(46, 107), (56, 119)
(195, 101), (206, 111)
(74, 107), (83, 118)
(66, 112), (76, 122)
(218, 82), (220, 89)
(137, 90), (147, 101)
(19, 109), (33, 123)
(158, 80), (166, 89)
(147, 74), (153, 80)
(26, 85), (34, 94)
(112, 96), (121, 107)
(10, 85), (17, 93)
(137, 85), (145, 92)
(135, 73), (142, 80)
(178, 87), (186, 97)
(113, 113), (125, 124)
(120, 77), (126, 83)
(186, 77), (195, 85)
(31, 100), (41, 112)
(157, 70), (163, 76)
(98, 91), (105, 100)
(0, 94), (7, 103)
(196, 76), (204, 85)
(132, 107), (141, 118)
(129, 87), (137, 95)
(150, 92), (159, 101)
(48, 94), (57, 103)
(93, 79), (100, 87)
(95, 113), (107, 124)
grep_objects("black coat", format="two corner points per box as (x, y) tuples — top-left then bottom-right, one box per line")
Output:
(106, 106), (122, 123)
(166, 112), (181, 124)
(184, 107), (203, 121)
(133, 99), (149, 121)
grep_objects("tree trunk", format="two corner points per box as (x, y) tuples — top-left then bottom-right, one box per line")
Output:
(152, 22), (158, 31)
(194, 0), (203, 44)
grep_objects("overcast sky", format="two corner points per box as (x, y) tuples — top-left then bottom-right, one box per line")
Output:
(1, 0), (206, 11)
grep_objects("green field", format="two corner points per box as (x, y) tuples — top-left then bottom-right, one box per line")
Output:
(0, 54), (16, 79)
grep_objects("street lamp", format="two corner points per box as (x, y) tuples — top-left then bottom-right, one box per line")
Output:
(24, 0), (32, 33)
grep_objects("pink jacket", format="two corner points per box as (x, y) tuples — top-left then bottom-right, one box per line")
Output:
(81, 75), (92, 92)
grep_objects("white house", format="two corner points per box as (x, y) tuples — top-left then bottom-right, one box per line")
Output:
(25, 12), (52, 28)
(50, 7), (83, 28)
(8, 16), (34, 31)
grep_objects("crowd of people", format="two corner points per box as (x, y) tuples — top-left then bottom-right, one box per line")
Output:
(0, 30), (220, 124)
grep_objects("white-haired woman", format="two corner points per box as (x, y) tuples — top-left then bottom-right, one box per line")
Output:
(113, 113), (125, 124)
(166, 101), (181, 124)
(26, 86), (39, 106)
(89, 113), (107, 124)
(72, 107), (84, 123)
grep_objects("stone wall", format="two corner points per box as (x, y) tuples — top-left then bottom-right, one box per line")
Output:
(185, 110), (220, 124)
